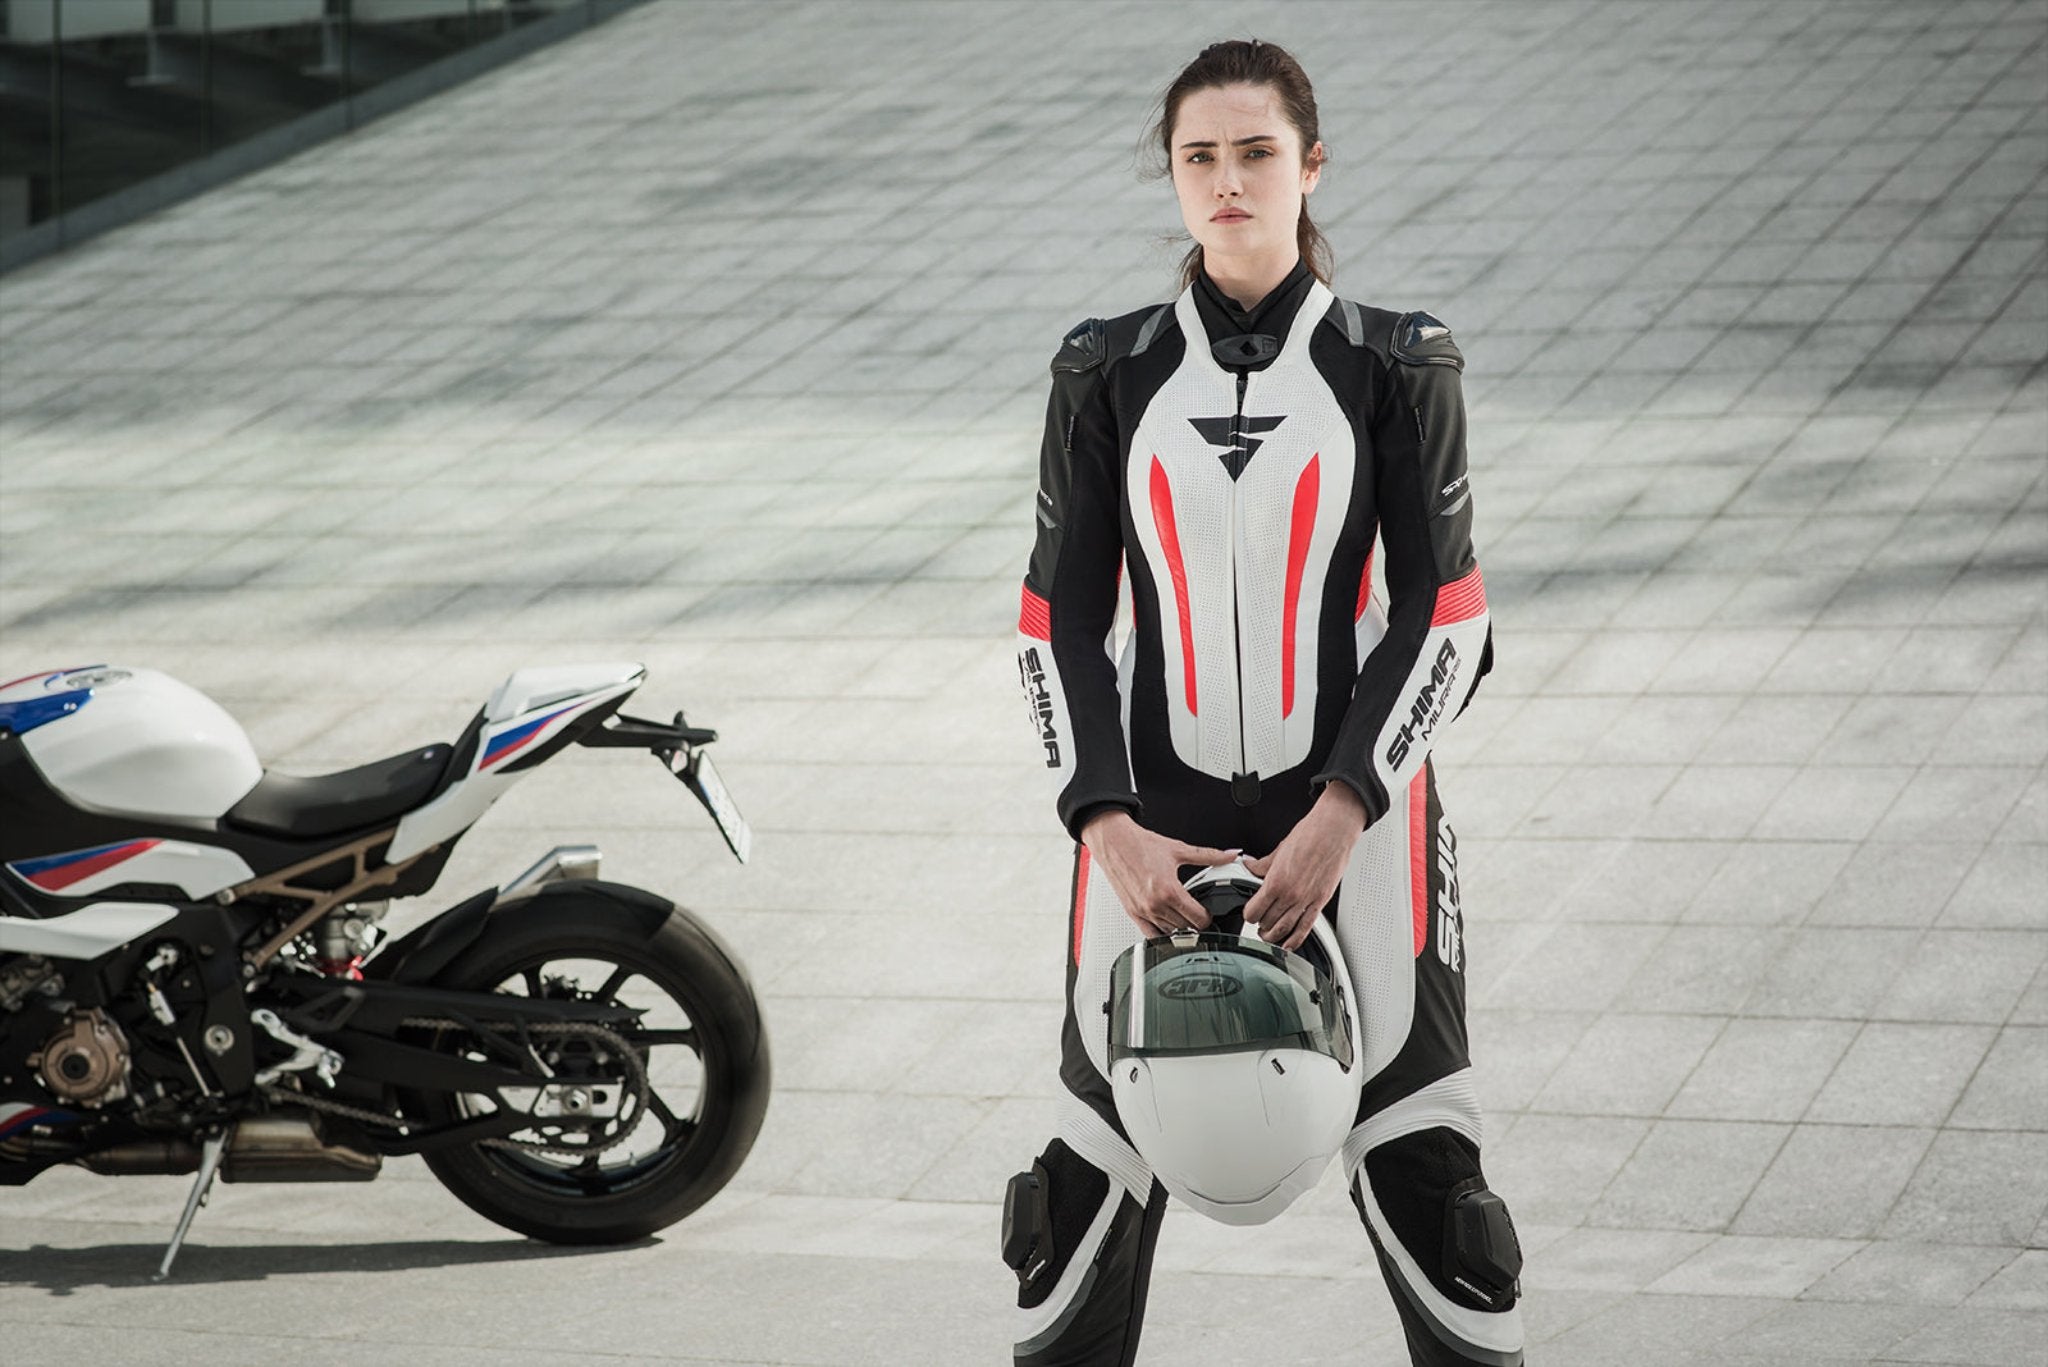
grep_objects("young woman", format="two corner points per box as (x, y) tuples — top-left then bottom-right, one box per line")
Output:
(1005, 40), (1526, 1367)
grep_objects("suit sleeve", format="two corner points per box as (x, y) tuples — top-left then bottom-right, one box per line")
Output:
(1018, 322), (1141, 840)
(1312, 323), (1493, 824)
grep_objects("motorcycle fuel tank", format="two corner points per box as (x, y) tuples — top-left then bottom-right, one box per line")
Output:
(1, 666), (261, 821)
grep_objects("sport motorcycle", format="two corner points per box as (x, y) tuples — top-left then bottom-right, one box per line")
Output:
(0, 662), (766, 1277)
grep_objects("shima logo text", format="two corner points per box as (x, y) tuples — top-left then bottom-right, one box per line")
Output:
(1385, 639), (1461, 769)
(1018, 647), (1060, 767)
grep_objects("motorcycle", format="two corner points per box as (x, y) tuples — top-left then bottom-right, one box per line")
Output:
(0, 662), (766, 1277)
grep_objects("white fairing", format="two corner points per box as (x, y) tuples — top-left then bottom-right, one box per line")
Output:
(0, 903), (178, 960)
(6, 839), (254, 899)
(486, 663), (645, 724)
(16, 667), (260, 820)
(386, 664), (646, 863)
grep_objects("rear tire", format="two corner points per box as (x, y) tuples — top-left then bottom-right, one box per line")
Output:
(409, 882), (768, 1244)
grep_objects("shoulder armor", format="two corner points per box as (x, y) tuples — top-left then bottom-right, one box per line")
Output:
(1052, 304), (1179, 375)
(1051, 318), (1106, 375)
(1388, 310), (1463, 371)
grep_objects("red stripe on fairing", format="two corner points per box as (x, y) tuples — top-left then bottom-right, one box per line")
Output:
(1018, 584), (1052, 641)
(1072, 845), (1091, 966)
(1409, 770), (1428, 958)
(1148, 456), (1198, 716)
(28, 839), (162, 892)
(0, 1107), (53, 1139)
(1354, 550), (1375, 623)
(1430, 567), (1487, 626)
(1281, 454), (1320, 718)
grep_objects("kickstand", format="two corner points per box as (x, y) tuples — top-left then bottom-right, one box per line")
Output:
(154, 1130), (225, 1281)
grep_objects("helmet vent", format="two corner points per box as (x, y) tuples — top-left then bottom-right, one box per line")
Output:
(1270, 1058), (1286, 1075)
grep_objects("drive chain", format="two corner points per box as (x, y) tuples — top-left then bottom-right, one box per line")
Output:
(262, 1018), (650, 1161)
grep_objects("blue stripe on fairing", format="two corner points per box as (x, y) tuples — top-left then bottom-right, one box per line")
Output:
(0, 1107), (79, 1139)
(481, 702), (579, 765)
(10, 839), (150, 878)
(0, 687), (92, 735)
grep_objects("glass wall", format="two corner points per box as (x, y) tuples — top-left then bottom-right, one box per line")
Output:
(0, 0), (580, 242)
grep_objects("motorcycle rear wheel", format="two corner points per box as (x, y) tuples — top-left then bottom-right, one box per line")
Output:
(407, 883), (769, 1244)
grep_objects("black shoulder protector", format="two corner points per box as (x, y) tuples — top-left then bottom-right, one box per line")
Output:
(1389, 310), (1464, 372)
(1051, 318), (1107, 375)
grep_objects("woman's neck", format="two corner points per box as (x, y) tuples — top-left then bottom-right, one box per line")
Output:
(1200, 250), (1301, 312)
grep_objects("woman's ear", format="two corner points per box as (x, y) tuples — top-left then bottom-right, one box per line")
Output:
(1302, 140), (1325, 195)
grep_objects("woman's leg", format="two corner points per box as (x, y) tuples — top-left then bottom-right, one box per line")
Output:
(1328, 761), (1526, 1367)
(1004, 842), (1168, 1367)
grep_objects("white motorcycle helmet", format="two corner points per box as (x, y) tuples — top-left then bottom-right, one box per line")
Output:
(1108, 863), (1362, 1226)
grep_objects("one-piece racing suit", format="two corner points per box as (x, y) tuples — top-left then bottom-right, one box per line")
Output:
(1006, 261), (1526, 1367)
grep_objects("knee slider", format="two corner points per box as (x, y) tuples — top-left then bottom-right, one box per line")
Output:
(1001, 1139), (1109, 1309)
(1362, 1127), (1521, 1314)
(1444, 1180), (1522, 1313)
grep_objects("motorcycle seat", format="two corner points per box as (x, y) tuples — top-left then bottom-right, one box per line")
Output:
(224, 743), (454, 839)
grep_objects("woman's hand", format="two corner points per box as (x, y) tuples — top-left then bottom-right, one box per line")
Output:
(1242, 784), (1367, 949)
(1080, 809), (1240, 938)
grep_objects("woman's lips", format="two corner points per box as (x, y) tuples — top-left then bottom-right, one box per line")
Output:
(1211, 209), (1251, 222)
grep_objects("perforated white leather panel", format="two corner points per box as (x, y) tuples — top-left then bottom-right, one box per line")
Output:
(1125, 283), (1355, 782)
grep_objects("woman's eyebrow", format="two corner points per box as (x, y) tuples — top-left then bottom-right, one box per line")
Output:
(1176, 133), (1281, 150)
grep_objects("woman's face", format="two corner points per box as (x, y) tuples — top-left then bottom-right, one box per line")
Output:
(1168, 83), (1322, 272)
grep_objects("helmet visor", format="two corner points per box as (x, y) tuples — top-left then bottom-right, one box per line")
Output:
(1109, 933), (1354, 1069)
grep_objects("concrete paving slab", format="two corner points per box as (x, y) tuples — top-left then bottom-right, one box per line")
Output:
(1883, 1130), (2048, 1248)
(1808, 1023), (2000, 1125)
(1721, 1299), (1941, 1361)
(1588, 1119), (1792, 1233)
(1647, 1233), (1867, 1299)
(1819, 1245), (2008, 1317)
(1731, 1123), (1938, 1240)
(1882, 1308), (2048, 1367)
(1666, 1018), (1861, 1123)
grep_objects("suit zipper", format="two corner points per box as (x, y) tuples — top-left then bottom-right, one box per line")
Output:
(1228, 369), (1256, 807)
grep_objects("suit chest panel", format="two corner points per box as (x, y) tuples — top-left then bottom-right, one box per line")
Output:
(1120, 300), (1363, 779)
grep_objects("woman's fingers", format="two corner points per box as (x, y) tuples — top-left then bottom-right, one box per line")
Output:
(1254, 902), (1297, 943)
(1172, 842), (1241, 867)
(1254, 899), (1319, 950)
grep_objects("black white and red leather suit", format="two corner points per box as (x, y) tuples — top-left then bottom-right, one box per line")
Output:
(1009, 262), (1526, 1367)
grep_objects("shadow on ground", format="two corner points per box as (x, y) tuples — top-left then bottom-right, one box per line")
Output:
(0, 1235), (651, 1294)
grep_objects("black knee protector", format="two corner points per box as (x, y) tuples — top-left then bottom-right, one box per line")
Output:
(1001, 1139), (1109, 1310)
(1359, 1127), (1523, 1315)
(1444, 1181), (1522, 1312)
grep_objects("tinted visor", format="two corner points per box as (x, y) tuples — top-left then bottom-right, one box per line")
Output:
(1109, 933), (1354, 1069)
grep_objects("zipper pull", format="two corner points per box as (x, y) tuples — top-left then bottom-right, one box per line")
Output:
(1230, 771), (1261, 807)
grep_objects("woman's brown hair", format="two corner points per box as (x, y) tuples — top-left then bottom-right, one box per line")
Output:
(1148, 39), (1333, 290)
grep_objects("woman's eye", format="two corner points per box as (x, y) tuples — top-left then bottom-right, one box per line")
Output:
(1246, 147), (1271, 159)
(1187, 151), (1212, 164)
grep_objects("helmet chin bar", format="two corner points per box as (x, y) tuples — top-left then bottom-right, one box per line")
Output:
(1108, 876), (1363, 1228)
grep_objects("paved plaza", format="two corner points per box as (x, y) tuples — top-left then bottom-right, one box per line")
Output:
(2, 0), (2044, 1362)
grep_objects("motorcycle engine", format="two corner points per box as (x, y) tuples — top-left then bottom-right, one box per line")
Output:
(0, 955), (63, 1013)
(32, 1009), (132, 1107)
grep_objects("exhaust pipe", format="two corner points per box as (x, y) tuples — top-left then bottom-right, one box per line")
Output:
(77, 1117), (381, 1182)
